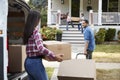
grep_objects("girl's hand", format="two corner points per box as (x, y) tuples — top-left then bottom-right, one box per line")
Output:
(43, 54), (64, 62)
(55, 54), (64, 62)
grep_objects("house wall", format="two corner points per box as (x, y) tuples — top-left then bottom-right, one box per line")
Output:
(51, 0), (69, 14)
(51, 0), (99, 19)
(83, 0), (98, 19)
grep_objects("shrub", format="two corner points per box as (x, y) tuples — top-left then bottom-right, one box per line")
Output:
(40, 27), (56, 40)
(40, 27), (63, 41)
(117, 30), (120, 40)
(56, 29), (63, 34)
(105, 28), (116, 41)
(95, 28), (106, 44)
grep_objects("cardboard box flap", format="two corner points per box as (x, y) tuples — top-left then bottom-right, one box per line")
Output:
(43, 41), (70, 45)
(58, 60), (96, 78)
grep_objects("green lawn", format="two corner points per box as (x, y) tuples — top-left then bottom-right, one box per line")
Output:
(94, 44), (120, 53)
(46, 67), (54, 80)
(97, 69), (120, 80)
(93, 44), (120, 63)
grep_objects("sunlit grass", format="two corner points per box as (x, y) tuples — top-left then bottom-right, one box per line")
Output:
(46, 67), (54, 80)
(95, 44), (120, 53)
(93, 52), (120, 63)
(97, 69), (120, 80)
(93, 44), (120, 63)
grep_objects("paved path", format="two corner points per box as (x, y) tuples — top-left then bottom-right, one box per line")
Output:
(96, 63), (120, 69)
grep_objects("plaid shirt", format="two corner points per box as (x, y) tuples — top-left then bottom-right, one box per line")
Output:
(26, 28), (56, 60)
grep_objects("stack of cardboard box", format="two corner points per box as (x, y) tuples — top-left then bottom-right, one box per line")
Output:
(9, 45), (26, 73)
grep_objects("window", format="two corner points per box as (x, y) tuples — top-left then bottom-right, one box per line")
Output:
(102, 0), (118, 12)
(108, 0), (118, 12)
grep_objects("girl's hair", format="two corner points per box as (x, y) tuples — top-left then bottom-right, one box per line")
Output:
(23, 10), (41, 44)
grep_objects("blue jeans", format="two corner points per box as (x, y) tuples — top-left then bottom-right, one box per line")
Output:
(78, 23), (83, 33)
(66, 21), (74, 30)
(24, 57), (48, 80)
(86, 49), (93, 59)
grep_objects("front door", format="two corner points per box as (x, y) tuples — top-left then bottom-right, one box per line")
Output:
(71, 0), (80, 17)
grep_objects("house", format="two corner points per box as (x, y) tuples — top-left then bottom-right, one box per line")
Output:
(47, 0), (120, 39)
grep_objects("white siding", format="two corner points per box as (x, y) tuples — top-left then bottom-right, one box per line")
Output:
(51, 0), (69, 14)
(83, 0), (98, 19)
(51, 0), (99, 19)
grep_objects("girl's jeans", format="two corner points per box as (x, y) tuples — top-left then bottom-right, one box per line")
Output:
(24, 57), (48, 80)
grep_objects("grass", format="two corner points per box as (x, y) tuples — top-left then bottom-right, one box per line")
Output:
(97, 69), (120, 80)
(93, 44), (120, 63)
(46, 67), (54, 80)
(94, 44), (120, 53)
(93, 52), (120, 63)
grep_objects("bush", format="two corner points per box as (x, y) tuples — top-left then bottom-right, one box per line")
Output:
(95, 28), (106, 44)
(40, 27), (63, 41)
(40, 27), (56, 40)
(105, 28), (116, 41)
(56, 29), (63, 34)
(117, 30), (120, 40)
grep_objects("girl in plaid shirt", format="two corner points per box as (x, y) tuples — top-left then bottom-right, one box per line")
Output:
(23, 10), (63, 80)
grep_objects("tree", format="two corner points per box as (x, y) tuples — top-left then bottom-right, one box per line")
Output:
(28, 0), (48, 26)
(28, 0), (47, 11)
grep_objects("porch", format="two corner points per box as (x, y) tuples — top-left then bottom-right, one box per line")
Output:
(47, 0), (120, 26)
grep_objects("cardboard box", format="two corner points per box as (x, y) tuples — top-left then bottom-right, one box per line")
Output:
(58, 59), (96, 80)
(43, 41), (71, 60)
(9, 45), (26, 73)
(71, 17), (80, 22)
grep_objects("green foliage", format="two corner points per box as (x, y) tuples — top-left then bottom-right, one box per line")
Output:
(105, 28), (116, 41)
(95, 28), (106, 44)
(40, 27), (63, 40)
(117, 30), (120, 35)
(46, 67), (54, 80)
(28, 0), (47, 10)
(94, 44), (120, 53)
(40, 27), (57, 40)
(117, 30), (120, 40)
(28, 0), (47, 26)
(56, 29), (63, 34)
(41, 8), (47, 26)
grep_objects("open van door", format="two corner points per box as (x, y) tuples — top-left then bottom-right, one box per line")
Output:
(0, 0), (8, 80)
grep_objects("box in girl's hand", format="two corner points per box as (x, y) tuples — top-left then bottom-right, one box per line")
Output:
(43, 41), (71, 60)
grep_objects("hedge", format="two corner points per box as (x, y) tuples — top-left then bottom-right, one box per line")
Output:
(95, 28), (106, 44)
(105, 28), (116, 41)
